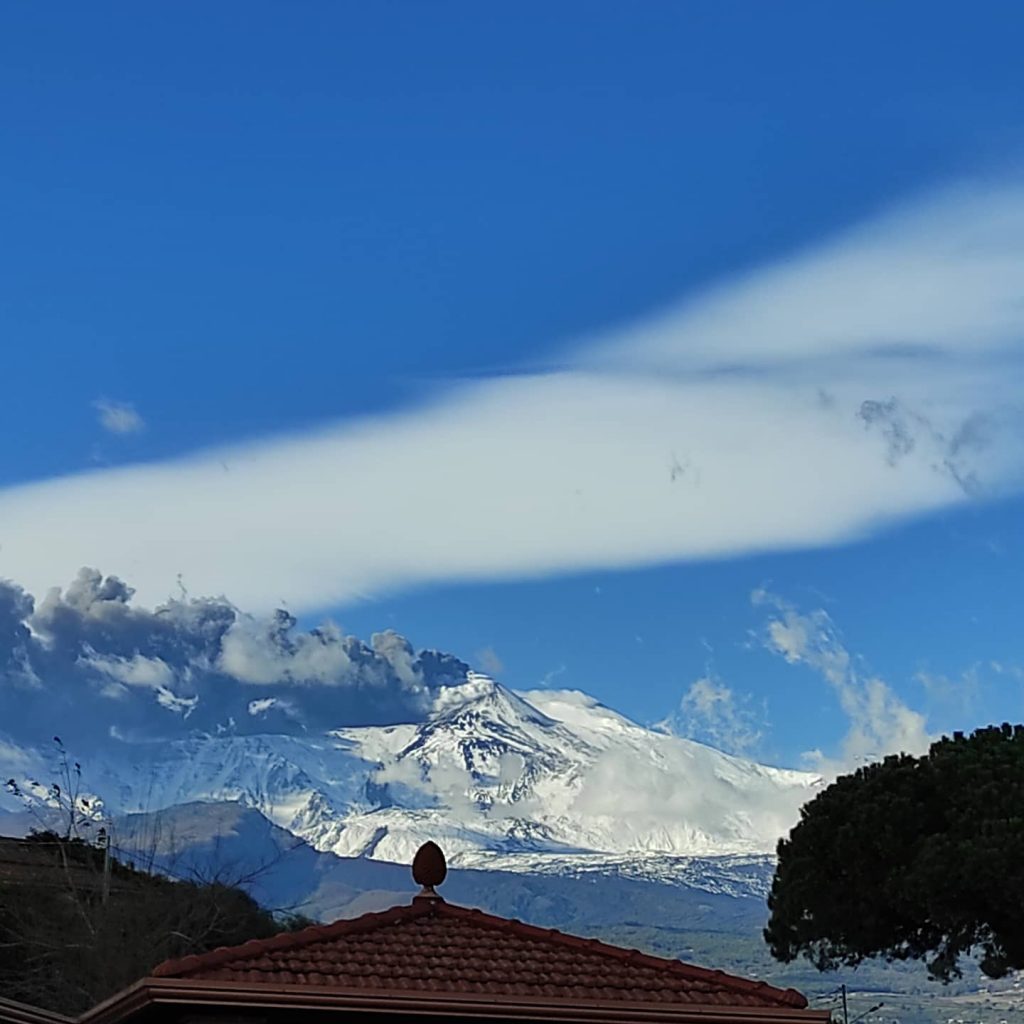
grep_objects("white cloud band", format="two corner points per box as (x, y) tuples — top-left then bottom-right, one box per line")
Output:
(3, 181), (1024, 611)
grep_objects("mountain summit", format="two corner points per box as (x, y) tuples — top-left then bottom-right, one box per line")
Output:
(3, 671), (820, 880)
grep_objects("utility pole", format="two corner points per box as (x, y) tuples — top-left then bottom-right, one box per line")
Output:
(838, 985), (884, 1024)
(100, 827), (111, 904)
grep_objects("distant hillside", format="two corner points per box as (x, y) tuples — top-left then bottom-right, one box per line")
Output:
(0, 831), (300, 1016)
(107, 802), (1024, 1024)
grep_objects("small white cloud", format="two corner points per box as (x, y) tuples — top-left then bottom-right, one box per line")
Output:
(246, 696), (301, 720)
(154, 686), (198, 717)
(538, 665), (567, 688)
(0, 738), (43, 778)
(475, 646), (504, 677)
(989, 660), (1024, 681)
(82, 651), (175, 690)
(218, 616), (352, 685)
(92, 398), (145, 435)
(372, 752), (480, 817)
(754, 589), (931, 775)
(570, 737), (815, 853)
(674, 674), (764, 756)
(915, 664), (984, 714)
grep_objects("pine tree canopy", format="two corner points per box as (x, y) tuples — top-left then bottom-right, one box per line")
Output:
(764, 723), (1024, 981)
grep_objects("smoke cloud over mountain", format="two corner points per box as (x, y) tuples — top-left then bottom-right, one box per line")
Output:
(0, 568), (469, 751)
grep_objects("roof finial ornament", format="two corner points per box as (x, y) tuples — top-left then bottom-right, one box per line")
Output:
(412, 840), (447, 902)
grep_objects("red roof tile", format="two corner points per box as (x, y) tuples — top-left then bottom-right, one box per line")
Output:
(152, 898), (807, 1010)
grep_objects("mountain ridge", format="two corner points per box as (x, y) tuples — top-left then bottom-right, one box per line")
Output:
(1, 671), (820, 883)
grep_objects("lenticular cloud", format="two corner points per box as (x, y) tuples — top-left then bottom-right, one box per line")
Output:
(2, 181), (1024, 611)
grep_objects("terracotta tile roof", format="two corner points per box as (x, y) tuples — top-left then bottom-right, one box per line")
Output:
(153, 898), (807, 1011)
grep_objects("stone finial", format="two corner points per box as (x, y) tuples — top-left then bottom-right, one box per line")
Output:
(412, 840), (447, 900)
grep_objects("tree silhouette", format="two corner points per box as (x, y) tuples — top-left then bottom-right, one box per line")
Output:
(765, 723), (1024, 981)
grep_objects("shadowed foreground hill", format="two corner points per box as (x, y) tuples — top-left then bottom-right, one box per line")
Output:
(0, 832), (307, 1015)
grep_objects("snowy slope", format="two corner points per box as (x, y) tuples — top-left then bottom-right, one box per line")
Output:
(6, 672), (820, 880)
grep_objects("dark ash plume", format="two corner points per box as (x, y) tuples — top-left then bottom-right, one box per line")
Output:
(0, 568), (469, 752)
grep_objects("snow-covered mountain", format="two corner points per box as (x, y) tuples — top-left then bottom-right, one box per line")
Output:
(0, 570), (821, 887)
(4, 673), (820, 884)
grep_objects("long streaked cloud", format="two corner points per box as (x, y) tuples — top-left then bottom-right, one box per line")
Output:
(4, 182), (1024, 611)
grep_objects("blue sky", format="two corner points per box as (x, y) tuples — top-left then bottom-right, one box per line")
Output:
(3, 3), (1024, 770)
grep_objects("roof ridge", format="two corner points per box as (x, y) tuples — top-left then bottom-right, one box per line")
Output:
(434, 903), (806, 1009)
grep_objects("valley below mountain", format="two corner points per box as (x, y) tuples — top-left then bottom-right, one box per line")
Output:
(3, 672), (1019, 1023)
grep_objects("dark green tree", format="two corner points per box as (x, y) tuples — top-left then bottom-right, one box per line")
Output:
(765, 723), (1024, 981)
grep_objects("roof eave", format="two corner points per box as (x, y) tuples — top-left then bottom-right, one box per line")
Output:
(78, 978), (832, 1024)
(0, 998), (74, 1024)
